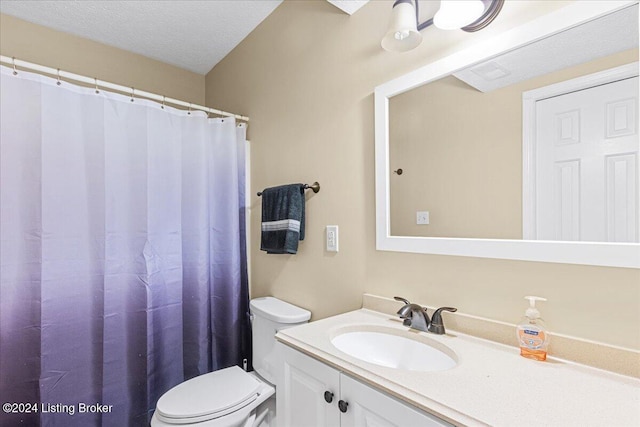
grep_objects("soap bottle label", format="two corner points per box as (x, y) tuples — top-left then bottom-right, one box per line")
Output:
(518, 327), (547, 361)
(518, 328), (545, 350)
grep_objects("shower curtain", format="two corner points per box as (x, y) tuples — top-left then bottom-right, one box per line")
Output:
(0, 66), (251, 426)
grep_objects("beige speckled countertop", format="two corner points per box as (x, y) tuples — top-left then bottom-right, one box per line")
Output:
(276, 309), (640, 427)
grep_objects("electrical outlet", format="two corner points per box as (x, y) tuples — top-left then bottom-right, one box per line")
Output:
(416, 211), (430, 225)
(326, 225), (339, 252)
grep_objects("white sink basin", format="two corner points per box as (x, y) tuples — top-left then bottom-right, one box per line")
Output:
(331, 330), (457, 372)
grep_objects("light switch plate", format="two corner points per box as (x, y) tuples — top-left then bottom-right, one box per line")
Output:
(416, 211), (430, 225)
(326, 225), (339, 252)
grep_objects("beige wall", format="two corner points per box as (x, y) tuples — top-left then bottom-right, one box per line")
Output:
(207, 0), (640, 350)
(389, 49), (638, 238)
(0, 14), (205, 105)
(390, 74), (522, 239)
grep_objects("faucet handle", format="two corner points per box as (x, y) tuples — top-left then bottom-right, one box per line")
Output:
(428, 307), (457, 335)
(393, 296), (410, 305)
(394, 296), (411, 317)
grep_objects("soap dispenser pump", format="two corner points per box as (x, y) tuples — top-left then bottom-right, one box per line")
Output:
(516, 296), (549, 361)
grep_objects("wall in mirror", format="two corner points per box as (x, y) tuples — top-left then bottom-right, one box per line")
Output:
(390, 50), (638, 239)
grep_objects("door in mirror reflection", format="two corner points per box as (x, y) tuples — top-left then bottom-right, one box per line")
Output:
(535, 77), (638, 242)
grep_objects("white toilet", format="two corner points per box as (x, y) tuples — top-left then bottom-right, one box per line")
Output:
(151, 297), (310, 427)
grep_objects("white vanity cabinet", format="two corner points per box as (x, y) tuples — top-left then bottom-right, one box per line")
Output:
(277, 343), (453, 427)
(277, 342), (340, 427)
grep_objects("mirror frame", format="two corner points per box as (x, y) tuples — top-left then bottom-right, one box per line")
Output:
(374, 0), (640, 268)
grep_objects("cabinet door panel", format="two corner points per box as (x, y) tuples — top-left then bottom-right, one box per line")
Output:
(340, 374), (453, 427)
(278, 343), (341, 427)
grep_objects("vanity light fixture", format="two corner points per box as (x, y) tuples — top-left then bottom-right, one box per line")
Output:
(381, 0), (504, 52)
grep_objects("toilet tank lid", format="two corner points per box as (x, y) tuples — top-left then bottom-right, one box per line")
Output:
(250, 297), (311, 323)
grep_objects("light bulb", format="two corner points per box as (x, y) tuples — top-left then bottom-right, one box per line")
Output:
(434, 0), (485, 30)
(394, 31), (410, 41)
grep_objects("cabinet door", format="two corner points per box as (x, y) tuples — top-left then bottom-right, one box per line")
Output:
(277, 343), (341, 427)
(339, 374), (453, 427)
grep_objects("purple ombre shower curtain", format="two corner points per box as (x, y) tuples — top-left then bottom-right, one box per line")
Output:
(0, 65), (250, 426)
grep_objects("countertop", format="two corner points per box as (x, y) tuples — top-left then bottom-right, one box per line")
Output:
(276, 309), (640, 427)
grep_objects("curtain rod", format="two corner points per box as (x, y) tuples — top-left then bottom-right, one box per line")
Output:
(0, 55), (249, 122)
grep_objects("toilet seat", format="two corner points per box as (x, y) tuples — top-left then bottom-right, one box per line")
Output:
(155, 366), (262, 425)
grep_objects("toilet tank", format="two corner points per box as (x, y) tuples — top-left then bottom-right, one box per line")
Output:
(250, 297), (310, 384)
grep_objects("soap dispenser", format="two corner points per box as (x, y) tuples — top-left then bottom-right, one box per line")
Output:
(516, 296), (549, 361)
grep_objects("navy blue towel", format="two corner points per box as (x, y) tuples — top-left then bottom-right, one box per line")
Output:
(260, 184), (305, 254)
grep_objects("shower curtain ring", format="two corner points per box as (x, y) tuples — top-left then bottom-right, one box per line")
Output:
(188, 103), (192, 115)
(161, 96), (165, 110)
(130, 87), (135, 102)
(56, 69), (61, 86)
(12, 57), (18, 75)
(94, 78), (100, 94)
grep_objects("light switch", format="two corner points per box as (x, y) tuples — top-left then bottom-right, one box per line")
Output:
(326, 225), (339, 252)
(416, 211), (430, 225)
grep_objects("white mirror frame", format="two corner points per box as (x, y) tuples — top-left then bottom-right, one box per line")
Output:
(374, 0), (640, 269)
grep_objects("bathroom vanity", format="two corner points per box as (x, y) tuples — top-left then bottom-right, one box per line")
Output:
(275, 307), (639, 427)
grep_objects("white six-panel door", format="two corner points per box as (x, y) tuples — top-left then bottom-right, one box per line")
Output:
(536, 76), (639, 242)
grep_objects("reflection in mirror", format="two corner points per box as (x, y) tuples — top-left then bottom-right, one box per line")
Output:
(388, 5), (638, 242)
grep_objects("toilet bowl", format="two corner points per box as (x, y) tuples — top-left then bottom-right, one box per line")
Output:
(151, 297), (310, 427)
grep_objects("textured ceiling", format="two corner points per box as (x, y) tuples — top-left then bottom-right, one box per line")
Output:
(0, 0), (284, 75)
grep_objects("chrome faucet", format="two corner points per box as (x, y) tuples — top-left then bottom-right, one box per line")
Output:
(394, 297), (457, 335)
(394, 296), (430, 332)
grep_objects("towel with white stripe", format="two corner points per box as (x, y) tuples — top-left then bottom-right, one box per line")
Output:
(260, 184), (305, 254)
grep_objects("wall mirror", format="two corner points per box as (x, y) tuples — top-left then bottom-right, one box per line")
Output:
(375, 1), (640, 268)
